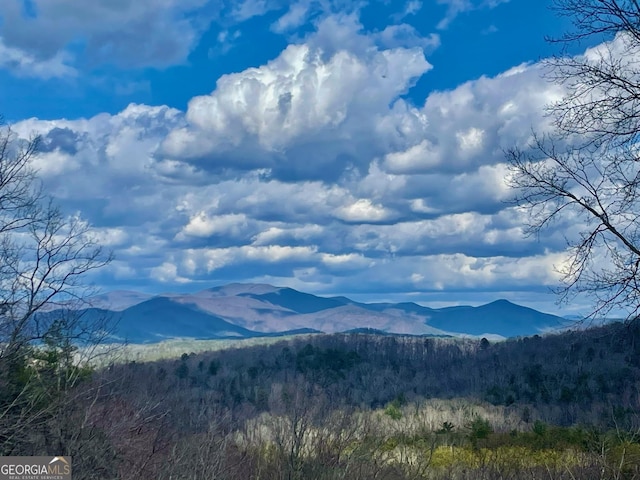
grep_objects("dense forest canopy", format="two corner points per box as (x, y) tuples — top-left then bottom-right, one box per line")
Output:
(5, 323), (636, 479)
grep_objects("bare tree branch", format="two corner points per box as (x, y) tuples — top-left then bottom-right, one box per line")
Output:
(0, 120), (112, 456)
(507, 1), (640, 321)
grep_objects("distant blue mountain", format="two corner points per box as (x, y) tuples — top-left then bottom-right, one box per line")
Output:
(362, 301), (437, 315)
(55, 298), (257, 343)
(239, 287), (350, 313)
(64, 283), (568, 343)
(114, 297), (257, 342)
(425, 299), (564, 337)
(359, 299), (563, 337)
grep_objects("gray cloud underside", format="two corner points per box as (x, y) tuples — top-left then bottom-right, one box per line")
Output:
(10, 14), (592, 312)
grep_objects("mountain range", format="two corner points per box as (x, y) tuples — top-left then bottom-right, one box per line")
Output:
(52, 283), (570, 343)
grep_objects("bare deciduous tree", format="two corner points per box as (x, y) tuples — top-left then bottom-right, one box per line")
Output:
(506, 0), (640, 320)
(0, 121), (111, 455)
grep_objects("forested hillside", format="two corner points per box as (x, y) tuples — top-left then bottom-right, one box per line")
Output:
(4, 322), (639, 479)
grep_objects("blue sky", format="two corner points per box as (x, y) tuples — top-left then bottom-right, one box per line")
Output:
(0, 0), (602, 314)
